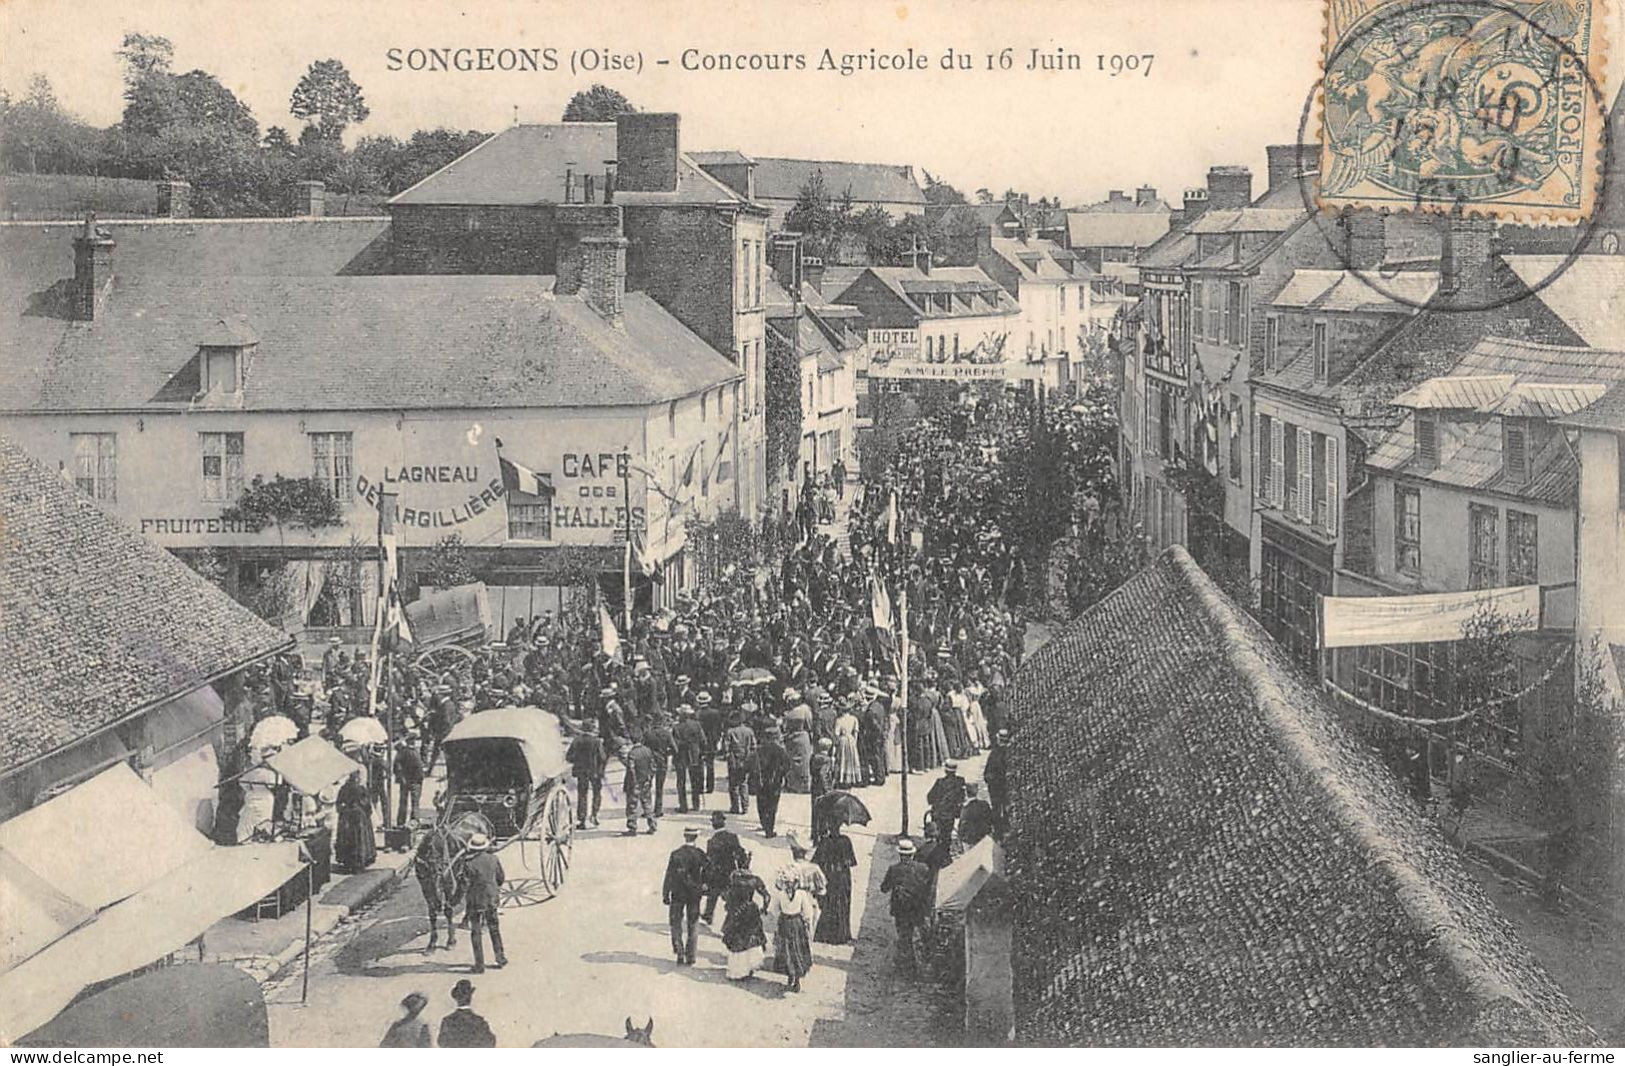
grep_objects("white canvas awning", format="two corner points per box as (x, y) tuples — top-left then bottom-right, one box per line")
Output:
(938, 837), (1006, 912)
(0, 841), (304, 1043)
(0, 849), (94, 975)
(265, 736), (362, 796)
(1321, 585), (1542, 649)
(0, 763), (213, 912)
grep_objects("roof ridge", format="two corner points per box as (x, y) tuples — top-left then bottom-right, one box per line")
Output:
(1164, 544), (1532, 1020)
(388, 128), (499, 205)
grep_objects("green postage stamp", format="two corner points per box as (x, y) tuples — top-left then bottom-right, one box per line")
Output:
(1319, 0), (1610, 221)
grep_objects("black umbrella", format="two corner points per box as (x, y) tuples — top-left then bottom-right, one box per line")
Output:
(814, 789), (872, 828)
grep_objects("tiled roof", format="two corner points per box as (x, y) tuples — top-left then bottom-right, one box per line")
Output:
(749, 157), (924, 206)
(1556, 381), (1625, 430)
(0, 218), (391, 295)
(1502, 255), (1625, 349)
(1136, 230), (1198, 271)
(0, 276), (742, 413)
(388, 124), (747, 207)
(1272, 269), (1440, 314)
(842, 266), (1019, 319)
(0, 437), (291, 774)
(1006, 547), (1594, 1046)
(987, 237), (1091, 281)
(1185, 208), (1303, 234)
(1064, 209), (1171, 250)
(1366, 412), (1578, 505)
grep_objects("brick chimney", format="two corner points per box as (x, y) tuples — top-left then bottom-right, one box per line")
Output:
(155, 180), (191, 218)
(771, 233), (803, 292)
(1207, 166), (1252, 210)
(1265, 144), (1316, 193)
(1338, 209), (1386, 271)
(1135, 185), (1158, 206)
(578, 234), (627, 321)
(1440, 216), (1497, 301)
(1182, 187), (1210, 225)
(71, 214), (114, 322)
(911, 237), (932, 275)
(615, 113), (680, 193)
(1107, 190), (1129, 205)
(803, 256), (825, 295)
(294, 180), (325, 217)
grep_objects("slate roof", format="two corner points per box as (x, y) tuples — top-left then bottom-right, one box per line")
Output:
(1391, 375), (1517, 409)
(1502, 255), (1625, 349)
(1185, 207), (1302, 235)
(688, 150), (754, 166)
(388, 124), (748, 208)
(1136, 229), (1198, 271)
(1365, 413), (1579, 505)
(1006, 546), (1595, 1046)
(1556, 381), (1625, 431)
(1272, 269), (1440, 314)
(749, 157), (925, 206)
(0, 276), (742, 414)
(987, 237), (1092, 282)
(840, 266), (1019, 319)
(1064, 209), (1171, 250)
(0, 437), (291, 775)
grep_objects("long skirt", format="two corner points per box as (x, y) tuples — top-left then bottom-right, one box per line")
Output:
(833, 735), (863, 787)
(941, 705), (974, 759)
(967, 700), (990, 749)
(930, 710), (951, 765)
(726, 945), (766, 980)
(885, 715), (904, 773)
(335, 808), (376, 871)
(776, 914), (813, 979)
(814, 868), (853, 945)
(784, 732), (813, 794)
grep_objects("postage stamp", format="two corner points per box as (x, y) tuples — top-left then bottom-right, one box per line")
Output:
(1318, 0), (1610, 221)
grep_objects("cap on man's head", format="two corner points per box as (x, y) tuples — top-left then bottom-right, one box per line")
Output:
(329, 636), (342, 646)
(676, 674), (691, 686)
(711, 811), (727, 828)
(451, 979), (476, 1003)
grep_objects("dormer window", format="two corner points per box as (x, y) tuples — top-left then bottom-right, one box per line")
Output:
(202, 347), (242, 395)
(195, 316), (258, 400)
(1504, 419), (1529, 483)
(1415, 410), (1439, 469)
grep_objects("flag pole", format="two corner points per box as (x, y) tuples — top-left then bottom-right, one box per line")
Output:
(621, 452), (634, 634)
(899, 582), (910, 838)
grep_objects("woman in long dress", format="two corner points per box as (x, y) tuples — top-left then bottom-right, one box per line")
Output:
(832, 705), (864, 788)
(884, 706), (904, 773)
(941, 687), (975, 759)
(965, 681), (991, 750)
(771, 871), (817, 992)
(783, 726), (813, 794)
(812, 827), (857, 945)
(720, 860), (771, 981)
(334, 771), (376, 872)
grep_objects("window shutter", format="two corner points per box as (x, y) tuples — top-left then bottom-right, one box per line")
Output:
(1297, 426), (1313, 521)
(1270, 419), (1285, 508)
(1325, 434), (1339, 533)
(1257, 413), (1268, 499)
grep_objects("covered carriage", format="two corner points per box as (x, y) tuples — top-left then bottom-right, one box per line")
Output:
(435, 707), (574, 905)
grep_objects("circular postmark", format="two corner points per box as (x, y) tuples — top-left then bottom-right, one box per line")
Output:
(1294, 0), (1612, 312)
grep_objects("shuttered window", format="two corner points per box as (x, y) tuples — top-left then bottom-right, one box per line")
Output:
(1270, 418), (1285, 508)
(1297, 426), (1314, 522)
(1325, 435), (1339, 533)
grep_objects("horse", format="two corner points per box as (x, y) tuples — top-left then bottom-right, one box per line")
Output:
(533, 1018), (655, 1048)
(411, 820), (470, 952)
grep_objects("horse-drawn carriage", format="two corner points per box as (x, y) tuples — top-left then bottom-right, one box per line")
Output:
(419, 707), (575, 910)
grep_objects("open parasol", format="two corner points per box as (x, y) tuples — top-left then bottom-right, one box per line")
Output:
(248, 715), (298, 752)
(814, 789), (872, 828)
(730, 667), (775, 686)
(337, 716), (388, 746)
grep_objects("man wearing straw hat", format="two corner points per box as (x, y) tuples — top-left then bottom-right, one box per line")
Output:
(880, 837), (933, 973)
(461, 833), (507, 974)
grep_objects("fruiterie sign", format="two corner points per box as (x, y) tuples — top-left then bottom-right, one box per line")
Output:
(1320, 585), (1541, 649)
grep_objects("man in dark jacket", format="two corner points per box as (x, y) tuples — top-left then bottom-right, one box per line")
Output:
(438, 979), (496, 1048)
(701, 811), (747, 922)
(724, 713), (757, 815)
(392, 739), (425, 827)
(809, 737), (836, 840)
(622, 738), (658, 835)
(926, 759), (967, 845)
(754, 725), (791, 838)
(983, 728), (1010, 830)
(565, 721), (607, 829)
(860, 689), (889, 786)
(644, 711), (674, 818)
(671, 706), (707, 814)
(880, 838), (933, 972)
(461, 834), (507, 973)
(695, 691), (723, 794)
(662, 826), (708, 964)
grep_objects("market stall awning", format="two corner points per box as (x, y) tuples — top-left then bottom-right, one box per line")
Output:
(937, 837), (1006, 912)
(0, 763), (213, 912)
(265, 736), (362, 795)
(0, 840), (304, 1044)
(0, 848), (93, 975)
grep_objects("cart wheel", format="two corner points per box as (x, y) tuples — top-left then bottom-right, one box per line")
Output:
(540, 785), (575, 892)
(413, 644), (475, 676)
(499, 872), (552, 908)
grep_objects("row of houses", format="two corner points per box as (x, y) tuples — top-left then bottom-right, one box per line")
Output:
(1115, 109), (1625, 800)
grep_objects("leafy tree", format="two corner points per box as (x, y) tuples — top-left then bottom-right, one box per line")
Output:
(263, 125), (295, 156)
(220, 474), (342, 534)
(975, 188), (993, 204)
(0, 75), (96, 173)
(289, 59), (369, 142)
(920, 168), (966, 205)
(117, 32), (174, 89)
(784, 172), (841, 261)
(763, 328), (804, 482)
(562, 84), (636, 122)
(416, 533), (477, 591)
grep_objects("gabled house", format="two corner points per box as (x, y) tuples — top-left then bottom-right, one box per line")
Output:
(975, 232), (1094, 392)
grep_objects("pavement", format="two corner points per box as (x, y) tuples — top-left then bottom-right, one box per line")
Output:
(259, 756), (977, 1047)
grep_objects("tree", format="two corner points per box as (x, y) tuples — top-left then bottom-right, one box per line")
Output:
(416, 533), (477, 592)
(219, 474), (343, 534)
(975, 188), (994, 204)
(920, 168), (967, 205)
(263, 125), (295, 156)
(562, 85), (636, 122)
(0, 75), (91, 173)
(117, 32), (174, 89)
(289, 59), (369, 142)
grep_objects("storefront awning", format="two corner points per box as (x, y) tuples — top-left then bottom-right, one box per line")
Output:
(0, 840), (304, 1044)
(143, 685), (224, 771)
(0, 763), (213, 912)
(0, 849), (93, 975)
(266, 736), (362, 796)
(1321, 585), (1542, 649)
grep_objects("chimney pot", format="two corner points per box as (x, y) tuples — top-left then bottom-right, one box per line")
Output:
(803, 256), (825, 295)
(615, 113), (680, 193)
(1265, 144), (1317, 193)
(1135, 185), (1157, 206)
(71, 212), (115, 321)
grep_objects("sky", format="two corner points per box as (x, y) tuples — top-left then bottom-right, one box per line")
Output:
(1, 0), (1620, 206)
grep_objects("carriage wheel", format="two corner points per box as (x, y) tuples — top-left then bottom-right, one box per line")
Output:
(540, 785), (575, 892)
(413, 644), (475, 677)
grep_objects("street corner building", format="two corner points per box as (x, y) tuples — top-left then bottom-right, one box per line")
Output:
(0, 436), (304, 1043)
(1002, 545), (1595, 1046)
